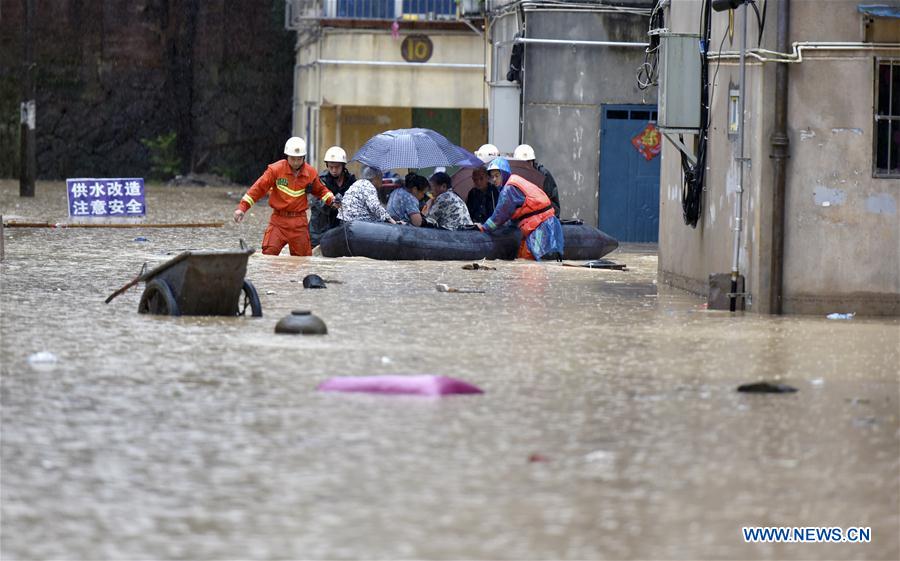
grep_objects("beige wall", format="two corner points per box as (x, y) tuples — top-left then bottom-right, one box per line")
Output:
(782, 58), (900, 312)
(317, 30), (485, 109)
(659, 0), (900, 314)
(294, 26), (487, 166)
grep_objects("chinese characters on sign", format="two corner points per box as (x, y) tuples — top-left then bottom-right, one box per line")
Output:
(66, 178), (145, 218)
(631, 123), (662, 161)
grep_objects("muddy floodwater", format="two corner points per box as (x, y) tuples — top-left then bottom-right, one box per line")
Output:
(1, 180), (898, 560)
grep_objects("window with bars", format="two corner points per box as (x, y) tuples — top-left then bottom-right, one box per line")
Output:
(875, 59), (900, 178)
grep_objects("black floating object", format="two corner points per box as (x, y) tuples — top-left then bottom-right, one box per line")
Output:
(737, 382), (798, 394)
(274, 310), (327, 335)
(582, 259), (626, 270)
(302, 274), (327, 289)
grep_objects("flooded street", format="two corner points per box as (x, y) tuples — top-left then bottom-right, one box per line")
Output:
(2, 181), (898, 560)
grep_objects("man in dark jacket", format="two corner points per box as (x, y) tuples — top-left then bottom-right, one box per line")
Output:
(514, 143), (560, 217)
(465, 167), (501, 224)
(310, 145), (356, 246)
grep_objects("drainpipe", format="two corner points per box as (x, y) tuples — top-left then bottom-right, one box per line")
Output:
(769, 0), (790, 314)
(730, 2), (749, 312)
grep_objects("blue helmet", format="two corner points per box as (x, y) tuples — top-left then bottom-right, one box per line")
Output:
(486, 157), (512, 186)
(486, 157), (511, 174)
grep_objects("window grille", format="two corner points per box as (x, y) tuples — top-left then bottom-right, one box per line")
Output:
(875, 59), (900, 178)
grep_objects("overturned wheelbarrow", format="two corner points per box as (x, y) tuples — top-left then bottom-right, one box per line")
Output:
(106, 249), (262, 317)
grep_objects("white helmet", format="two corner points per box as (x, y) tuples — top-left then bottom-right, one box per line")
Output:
(284, 136), (307, 157)
(475, 143), (500, 163)
(513, 143), (536, 161)
(323, 146), (347, 164)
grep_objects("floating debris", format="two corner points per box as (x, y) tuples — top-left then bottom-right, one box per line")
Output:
(737, 382), (798, 394)
(317, 375), (483, 396)
(528, 453), (551, 463)
(826, 312), (855, 320)
(562, 259), (626, 270)
(436, 283), (485, 294)
(275, 310), (327, 335)
(302, 274), (327, 289)
(462, 263), (496, 271)
(27, 351), (58, 365)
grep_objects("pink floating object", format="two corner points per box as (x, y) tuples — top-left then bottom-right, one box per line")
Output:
(317, 375), (483, 396)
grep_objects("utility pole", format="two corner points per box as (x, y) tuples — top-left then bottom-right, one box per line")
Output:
(20, 0), (36, 197)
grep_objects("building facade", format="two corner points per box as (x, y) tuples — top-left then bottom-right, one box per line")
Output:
(658, 0), (900, 315)
(286, 0), (488, 168)
(485, 0), (659, 235)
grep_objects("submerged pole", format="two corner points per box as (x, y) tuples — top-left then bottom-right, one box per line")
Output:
(19, 0), (36, 197)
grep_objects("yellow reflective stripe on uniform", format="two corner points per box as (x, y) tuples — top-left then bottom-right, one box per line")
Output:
(322, 192), (334, 203)
(276, 183), (305, 198)
(242, 194), (255, 207)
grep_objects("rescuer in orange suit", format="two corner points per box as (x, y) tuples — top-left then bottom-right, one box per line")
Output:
(233, 137), (338, 256)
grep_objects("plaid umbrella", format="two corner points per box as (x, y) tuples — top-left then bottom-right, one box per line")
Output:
(351, 128), (483, 170)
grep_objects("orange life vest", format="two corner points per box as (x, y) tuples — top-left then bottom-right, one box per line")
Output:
(507, 175), (555, 236)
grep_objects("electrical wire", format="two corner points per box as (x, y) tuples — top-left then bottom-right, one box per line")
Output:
(757, 0), (767, 47)
(636, 0), (666, 90)
(680, 0), (712, 227)
(709, 25), (730, 120)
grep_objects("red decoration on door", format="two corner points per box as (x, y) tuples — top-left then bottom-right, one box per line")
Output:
(631, 123), (661, 161)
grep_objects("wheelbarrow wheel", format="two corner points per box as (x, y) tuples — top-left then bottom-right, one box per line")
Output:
(239, 279), (262, 317)
(138, 279), (180, 316)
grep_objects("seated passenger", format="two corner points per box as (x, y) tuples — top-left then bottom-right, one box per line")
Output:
(337, 166), (397, 224)
(424, 171), (473, 230)
(465, 167), (501, 224)
(387, 173), (428, 226)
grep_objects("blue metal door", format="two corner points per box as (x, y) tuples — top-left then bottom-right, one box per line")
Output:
(599, 105), (661, 243)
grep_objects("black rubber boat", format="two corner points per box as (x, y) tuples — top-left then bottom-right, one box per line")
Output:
(319, 221), (618, 261)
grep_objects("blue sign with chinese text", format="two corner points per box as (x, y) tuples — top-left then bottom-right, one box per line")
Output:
(66, 178), (146, 218)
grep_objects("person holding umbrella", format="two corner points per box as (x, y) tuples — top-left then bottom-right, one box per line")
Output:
(233, 136), (337, 256)
(310, 146), (356, 246)
(476, 158), (564, 261)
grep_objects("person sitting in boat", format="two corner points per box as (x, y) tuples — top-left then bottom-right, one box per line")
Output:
(387, 173), (428, 226)
(476, 158), (564, 261)
(423, 171), (473, 231)
(337, 166), (397, 224)
(465, 166), (500, 224)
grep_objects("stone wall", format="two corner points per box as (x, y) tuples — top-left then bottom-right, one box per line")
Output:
(0, 0), (294, 183)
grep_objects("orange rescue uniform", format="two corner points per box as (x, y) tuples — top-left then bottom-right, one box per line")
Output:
(237, 159), (336, 256)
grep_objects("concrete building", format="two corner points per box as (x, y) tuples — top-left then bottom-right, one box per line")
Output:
(657, 0), (900, 315)
(485, 0), (659, 237)
(286, 0), (488, 168)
